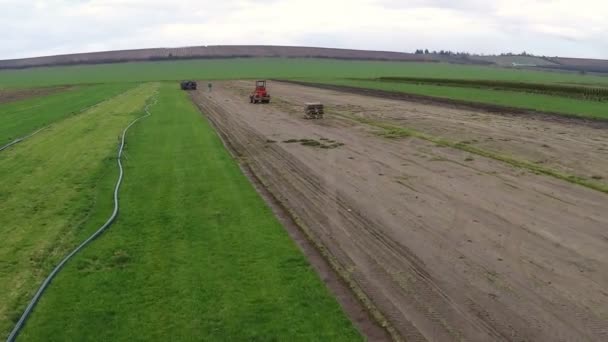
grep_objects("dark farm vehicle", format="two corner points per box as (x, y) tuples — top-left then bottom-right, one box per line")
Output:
(180, 81), (197, 90)
(249, 80), (271, 103)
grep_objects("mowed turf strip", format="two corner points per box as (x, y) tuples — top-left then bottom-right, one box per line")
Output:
(0, 83), (136, 144)
(17, 83), (360, 341)
(0, 83), (158, 339)
(312, 78), (608, 120)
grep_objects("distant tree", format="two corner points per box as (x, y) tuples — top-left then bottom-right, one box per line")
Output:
(415, 49), (423, 54)
(424, 49), (429, 54)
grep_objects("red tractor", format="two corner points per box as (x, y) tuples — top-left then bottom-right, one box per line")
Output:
(249, 80), (271, 104)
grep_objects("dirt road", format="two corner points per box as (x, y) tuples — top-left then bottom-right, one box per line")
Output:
(191, 81), (608, 341)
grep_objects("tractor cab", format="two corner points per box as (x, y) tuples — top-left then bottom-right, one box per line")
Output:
(255, 80), (268, 96)
(250, 80), (271, 103)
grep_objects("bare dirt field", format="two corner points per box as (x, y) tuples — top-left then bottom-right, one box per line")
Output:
(276, 81), (608, 189)
(191, 81), (608, 341)
(0, 86), (71, 104)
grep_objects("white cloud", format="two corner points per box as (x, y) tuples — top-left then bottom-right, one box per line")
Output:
(0, 0), (606, 59)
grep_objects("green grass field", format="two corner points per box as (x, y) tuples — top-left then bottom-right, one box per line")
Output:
(2, 83), (360, 341)
(0, 83), (135, 143)
(313, 78), (608, 120)
(1, 58), (607, 88)
(2, 58), (606, 120)
(3, 56), (608, 340)
(0, 83), (156, 337)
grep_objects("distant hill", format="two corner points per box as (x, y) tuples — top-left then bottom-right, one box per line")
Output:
(0, 45), (446, 69)
(0, 45), (492, 69)
(540, 57), (608, 73)
(1, 45), (606, 73)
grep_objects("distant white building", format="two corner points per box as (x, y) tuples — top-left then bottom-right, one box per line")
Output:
(512, 62), (537, 67)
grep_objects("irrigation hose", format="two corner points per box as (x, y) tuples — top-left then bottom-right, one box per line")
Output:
(0, 127), (48, 152)
(6, 96), (158, 342)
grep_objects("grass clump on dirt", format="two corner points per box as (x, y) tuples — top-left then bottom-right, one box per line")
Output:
(320, 142), (345, 149)
(378, 128), (412, 139)
(16, 83), (360, 341)
(299, 138), (322, 147)
(283, 138), (344, 149)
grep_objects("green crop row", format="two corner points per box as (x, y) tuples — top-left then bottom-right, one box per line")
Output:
(378, 76), (608, 101)
(307, 78), (608, 120)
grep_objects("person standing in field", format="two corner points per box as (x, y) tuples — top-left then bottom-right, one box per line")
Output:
(208, 82), (212, 92)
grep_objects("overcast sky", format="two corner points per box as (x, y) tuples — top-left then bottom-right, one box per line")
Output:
(1, 0), (607, 60)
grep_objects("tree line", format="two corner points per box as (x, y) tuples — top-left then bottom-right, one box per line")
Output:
(413, 49), (542, 57)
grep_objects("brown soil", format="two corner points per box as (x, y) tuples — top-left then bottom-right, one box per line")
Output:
(275, 81), (608, 188)
(280, 80), (608, 128)
(210, 115), (391, 341)
(191, 81), (608, 341)
(0, 86), (71, 104)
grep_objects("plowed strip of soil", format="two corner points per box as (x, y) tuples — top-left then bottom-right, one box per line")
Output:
(191, 81), (608, 341)
(0, 86), (72, 104)
(280, 80), (608, 127)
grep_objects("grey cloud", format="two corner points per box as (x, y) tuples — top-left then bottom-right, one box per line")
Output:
(0, 0), (606, 60)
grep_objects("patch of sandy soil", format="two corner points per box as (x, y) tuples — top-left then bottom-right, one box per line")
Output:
(191, 81), (608, 341)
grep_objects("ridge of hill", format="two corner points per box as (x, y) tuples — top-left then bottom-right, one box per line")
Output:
(1, 45), (606, 73)
(0, 45), (478, 69)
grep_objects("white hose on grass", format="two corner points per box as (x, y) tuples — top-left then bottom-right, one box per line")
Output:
(0, 127), (48, 152)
